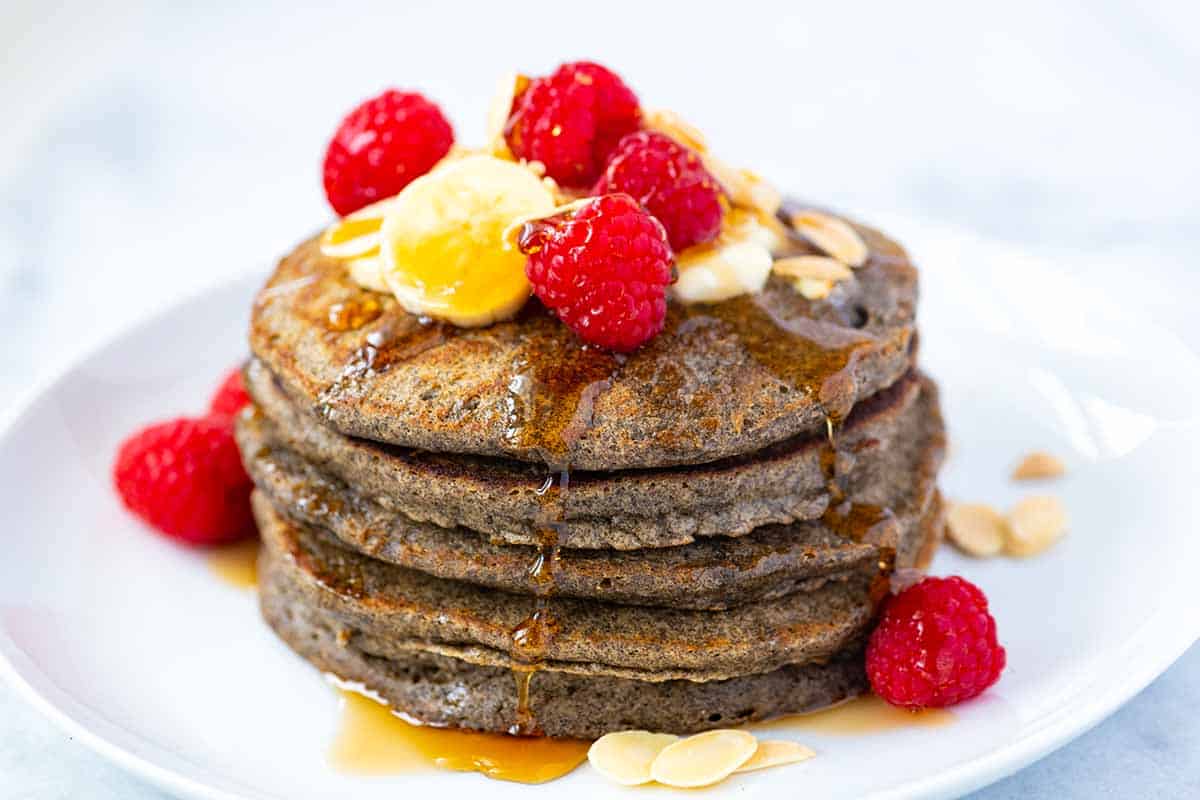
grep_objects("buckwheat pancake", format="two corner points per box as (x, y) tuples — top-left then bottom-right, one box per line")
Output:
(262, 589), (869, 738)
(242, 361), (942, 549)
(249, 211), (917, 471)
(240, 413), (943, 610)
(255, 493), (888, 682)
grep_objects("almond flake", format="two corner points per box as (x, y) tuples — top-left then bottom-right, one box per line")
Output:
(946, 503), (1008, 558)
(794, 277), (835, 300)
(643, 108), (709, 153)
(486, 72), (529, 159)
(650, 729), (758, 788)
(733, 740), (816, 773)
(790, 210), (869, 267)
(1012, 451), (1066, 481)
(500, 197), (594, 248)
(774, 255), (854, 283)
(587, 731), (679, 786)
(705, 156), (782, 218)
(1006, 495), (1068, 557)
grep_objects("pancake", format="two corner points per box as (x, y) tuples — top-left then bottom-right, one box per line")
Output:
(248, 210), (917, 471)
(262, 587), (869, 738)
(240, 417), (943, 610)
(256, 493), (886, 682)
(242, 361), (943, 549)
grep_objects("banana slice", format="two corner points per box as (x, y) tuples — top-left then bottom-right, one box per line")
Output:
(378, 154), (555, 326)
(319, 197), (398, 260)
(673, 211), (774, 304)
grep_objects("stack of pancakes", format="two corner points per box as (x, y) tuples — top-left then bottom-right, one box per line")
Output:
(238, 209), (946, 739)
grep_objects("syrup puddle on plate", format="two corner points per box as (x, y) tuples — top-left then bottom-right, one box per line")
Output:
(207, 538), (260, 589)
(754, 694), (955, 735)
(330, 688), (589, 784)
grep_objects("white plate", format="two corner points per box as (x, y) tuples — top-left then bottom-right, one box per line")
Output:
(2, 219), (1199, 800)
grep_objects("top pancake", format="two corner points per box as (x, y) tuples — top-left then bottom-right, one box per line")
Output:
(250, 209), (918, 470)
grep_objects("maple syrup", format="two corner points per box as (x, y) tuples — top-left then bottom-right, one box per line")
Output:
(330, 688), (589, 783)
(207, 538), (260, 589)
(317, 309), (454, 419)
(754, 694), (954, 735)
(506, 470), (570, 735)
(324, 294), (383, 331)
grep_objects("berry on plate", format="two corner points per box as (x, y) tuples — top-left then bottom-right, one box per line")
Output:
(519, 193), (673, 352)
(113, 416), (255, 546)
(595, 131), (724, 251)
(322, 89), (454, 216)
(209, 367), (250, 421)
(505, 61), (641, 188)
(866, 575), (1006, 709)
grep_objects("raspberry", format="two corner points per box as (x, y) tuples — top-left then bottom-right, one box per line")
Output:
(506, 61), (641, 188)
(521, 193), (672, 352)
(595, 131), (724, 251)
(113, 417), (255, 546)
(208, 367), (250, 421)
(866, 576), (1006, 709)
(322, 89), (454, 216)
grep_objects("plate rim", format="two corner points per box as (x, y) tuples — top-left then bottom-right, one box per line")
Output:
(1, 271), (1197, 800)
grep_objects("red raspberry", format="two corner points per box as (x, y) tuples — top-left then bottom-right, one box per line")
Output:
(113, 417), (255, 546)
(322, 89), (454, 216)
(595, 131), (724, 251)
(505, 61), (641, 188)
(208, 367), (250, 422)
(866, 576), (1006, 709)
(520, 193), (672, 352)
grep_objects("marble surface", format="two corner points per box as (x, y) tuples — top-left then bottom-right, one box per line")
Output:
(1, 0), (1197, 797)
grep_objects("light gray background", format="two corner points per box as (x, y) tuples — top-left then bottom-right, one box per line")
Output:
(2, 1), (1197, 797)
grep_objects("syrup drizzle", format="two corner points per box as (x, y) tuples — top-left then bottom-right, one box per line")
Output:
(317, 310), (454, 421)
(207, 538), (260, 589)
(753, 694), (954, 735)
(502, 341), (618, 468)
(330, 686), (589, 783)
(324, 293), (383, 332)
(507, 470), (568, 735)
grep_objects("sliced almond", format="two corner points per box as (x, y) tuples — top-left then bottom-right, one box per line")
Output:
(774, 255), (854, 283)
(794, 277), (835, 300)
(486, 72), (529, 159)
(790, 210), (869, 267)
(500, 197), (594, 248)
(649, 729), (758, 788)
(946, 503), (1008, 558)
(733, 740), (816, 773)
(706, 156), (782, 218)
(587, 731), (679, 786)
(1012, 451), (1066, 481)
(1006, 495), (1068, 557)
(643, 108), (709, 153)
(674, 239), (773, 304)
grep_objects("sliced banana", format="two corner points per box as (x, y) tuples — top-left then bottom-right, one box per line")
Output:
(319, 197), (398, 260)
(673, 212), (774, 304)
(378, 154), (555, 327)
(345, 254), (389, 294)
